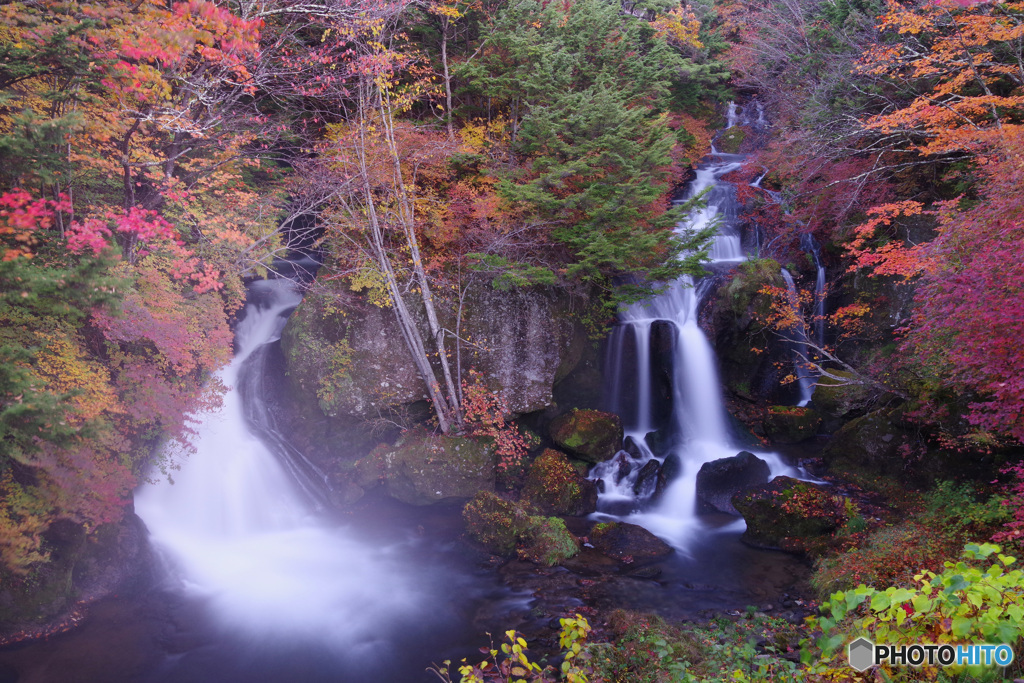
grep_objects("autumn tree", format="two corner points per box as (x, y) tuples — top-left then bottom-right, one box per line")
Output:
(840, 0), (1024, 443)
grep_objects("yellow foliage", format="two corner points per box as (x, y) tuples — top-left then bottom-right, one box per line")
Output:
(349, 264), (393, 307)
(33, 328), (122, 424)
(458, 117), (511, 154)
(652, 7), (703, 50)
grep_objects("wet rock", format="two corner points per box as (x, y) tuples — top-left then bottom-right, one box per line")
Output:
(633, 460), (661, 498)
(707, 259), (793, 403)
(696, 451), (770, 515)
(549, 409), (624, 463)
(644, 429), (672, 458)
(732, 476), (844, 555)
(327, 480), (365, 508)
(763, 406), (822, 444)
(627, 565), (663, 580)
(610, 451), (633, 484)
(589, 521), (673, 562)
(354, 430), (496, 505)
(655, 453), (682, 497)
(521, 449), (598, 516)
(622, 436), (644, 460)
(1, 514), (151, 636)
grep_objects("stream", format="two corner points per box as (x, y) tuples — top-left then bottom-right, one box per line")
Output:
(0, 101), (815, 683)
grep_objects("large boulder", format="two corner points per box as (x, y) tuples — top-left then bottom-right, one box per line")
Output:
(519, 517), (580, 566)
(821, 406), (914, 478)
(810, 372), (876, 420)
(354, 431), (496, 505)
(763, 406), (822, 444)
(732, 476), (844, 554)
(696, 451), (770, 515)
(549, 409), (624, 463)
(280, 277), (588, 422)
(521, 449), (598, 516)
(463, 492), (535, 555)
(0, 514), (150, 636)
(589, 521), (673, 562)
(462, 492), (579, 565)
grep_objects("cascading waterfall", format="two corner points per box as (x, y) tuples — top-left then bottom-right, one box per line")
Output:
(593, 107), (798, 549)
(135, 278), (425, 650)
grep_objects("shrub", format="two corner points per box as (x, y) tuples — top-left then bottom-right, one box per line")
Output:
(807, 543), (1024, 681)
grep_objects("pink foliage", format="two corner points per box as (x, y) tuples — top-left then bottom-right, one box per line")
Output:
(902, 135), (1024, 441)
(66, 217), (112, 255)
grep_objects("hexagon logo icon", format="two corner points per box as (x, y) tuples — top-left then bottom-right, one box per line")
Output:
(848, 637), (875, 672)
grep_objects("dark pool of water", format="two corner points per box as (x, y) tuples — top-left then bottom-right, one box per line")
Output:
(0, 497), (810, 683)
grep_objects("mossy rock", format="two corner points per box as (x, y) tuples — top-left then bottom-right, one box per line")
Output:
(708, 259), (793, 403)
(521, 449), (598, 516)
(821, 406), (913, 479)
(519, 516), (580, 566)
(732, 476), (844, 554)
(463, 493), (579, 565)
(810, 372), (876, 419)
(763, 406), (822, 444)
(589, 521), (673, 562)
(353, 431), (496, 505)
(549, 409), (624, 463)
(717, 125), (748, 154)
(463, 492), (534, 555)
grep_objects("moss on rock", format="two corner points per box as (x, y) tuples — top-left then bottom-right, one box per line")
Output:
(716, 125), (748, 154)
(763, 405), (822, 444)
(732, 476), (845, 554)
(463, 491), (535, 555)
(708, 259), (793, 403)
(821, 406), (913, 480)
(549, 409), (623, 463)
(521, 449), (598, 516)
(353, 430), (496, 506)
(810, 371), (876, 419)
(462, 493), (579, 565)
(519, 516), (580, 566)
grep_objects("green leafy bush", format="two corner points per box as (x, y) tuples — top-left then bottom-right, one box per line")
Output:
(808, 543), (1024, 680)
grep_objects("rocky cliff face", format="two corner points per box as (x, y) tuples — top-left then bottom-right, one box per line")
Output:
(705, 259), (794, 404)
(279, 277), (590, 451)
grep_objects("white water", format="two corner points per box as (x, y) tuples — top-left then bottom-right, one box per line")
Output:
(135, 279), (423, 650)
(595, 110), (800, 550)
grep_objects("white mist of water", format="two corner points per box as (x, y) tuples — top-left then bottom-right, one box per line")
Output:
(135, 279), (423, 650)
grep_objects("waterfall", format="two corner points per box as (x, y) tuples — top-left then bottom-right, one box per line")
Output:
(135, 278), (424, 649)
(593, 113), (797, 549)
(780, 268), (816, 407)
(725, 101), (739, 129)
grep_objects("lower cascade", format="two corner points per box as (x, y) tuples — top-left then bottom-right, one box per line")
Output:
(134, 279), (424, 649)
(594, 143), (800, 550)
